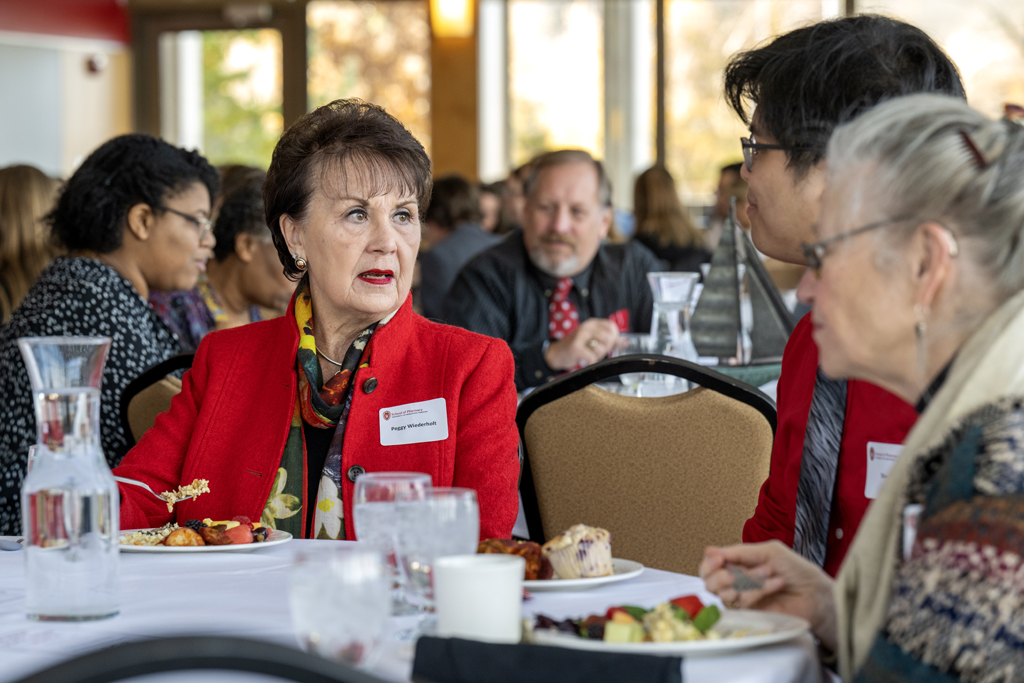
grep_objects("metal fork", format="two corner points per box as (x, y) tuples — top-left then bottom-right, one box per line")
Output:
(113, 476), (196, 504)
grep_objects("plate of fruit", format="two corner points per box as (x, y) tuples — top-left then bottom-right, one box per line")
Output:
(118, 517), (291, 553)
(530, 594), (809, 655)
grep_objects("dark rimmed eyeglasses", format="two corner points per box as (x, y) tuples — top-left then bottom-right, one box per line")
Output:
(157, 205), (212, 241)
(740, 136), (812, 172)
(801, 215), (960, 276)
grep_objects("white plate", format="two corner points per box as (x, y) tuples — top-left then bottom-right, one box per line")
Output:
(119, 529), (292, 553)
(524, 558), (644, 592)
(533, 609), (809, 656)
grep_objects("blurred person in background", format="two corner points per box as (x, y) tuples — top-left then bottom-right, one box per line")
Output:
(0, 165), (61, 323)
(479, 181), (512, 234)
(444, 149), (659, 390)
(632, 165), (711, 273)
(419, 174), (502, 321)
(149, 167), (295, 351)
(503, 162), (530, 230)
(726, 16), (964, 577)
(0, 134), (219, 535)
(113, 100), (519, 541)
(704, 162), (745, 250)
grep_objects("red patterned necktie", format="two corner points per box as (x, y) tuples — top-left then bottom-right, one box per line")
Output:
(548, 277), (579, 340)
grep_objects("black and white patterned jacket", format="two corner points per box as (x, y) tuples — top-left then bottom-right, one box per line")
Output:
(0, 257), (180, 535)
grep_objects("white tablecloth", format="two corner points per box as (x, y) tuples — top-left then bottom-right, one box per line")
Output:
(0, 538), (821, 683)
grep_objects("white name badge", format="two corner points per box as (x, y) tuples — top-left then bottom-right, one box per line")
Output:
(379, 398), (449, 446)
(864, 441), (903, 499)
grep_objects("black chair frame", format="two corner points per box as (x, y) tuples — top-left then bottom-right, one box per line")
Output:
(11, 636), (386, 683)
(118, 352), (195, 449)
(516, 353), (777, 544)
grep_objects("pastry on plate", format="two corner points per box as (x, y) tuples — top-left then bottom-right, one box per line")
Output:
(541, 524), (613, 579)
(478, 538), (554, 580)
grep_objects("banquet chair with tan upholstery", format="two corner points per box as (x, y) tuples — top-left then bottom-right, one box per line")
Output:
(119, 353), (194, 448)
(517, 354), (776, 576)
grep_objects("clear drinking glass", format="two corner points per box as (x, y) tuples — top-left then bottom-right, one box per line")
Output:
(289, 547), (390, 667)
(612, 333), (653, 396)
(395, 487), (480, 613)
(18, 336), (119, 621)
(352, 472), (431, 614)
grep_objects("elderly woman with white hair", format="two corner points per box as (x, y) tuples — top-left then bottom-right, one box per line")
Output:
(700, 94), (1024, 681)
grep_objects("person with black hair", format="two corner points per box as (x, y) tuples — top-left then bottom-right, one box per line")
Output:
(418, 174), (502, 320)
(149, 167), (295, 350)
(715, 15), (965, 577)
(0, 134), (219, 535)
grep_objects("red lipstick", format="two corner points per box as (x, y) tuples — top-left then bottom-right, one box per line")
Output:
(357, 270), (394, 285)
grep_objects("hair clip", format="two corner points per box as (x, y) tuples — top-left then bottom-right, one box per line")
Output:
(959, 130), (990, 170)
(1005, 103), (1024, 124)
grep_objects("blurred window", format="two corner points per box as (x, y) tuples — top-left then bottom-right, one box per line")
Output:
(664, 0), (828, 202)
(307, 0), (432, 155)
(508, 0), (605, 166)
(860, 0), (1024, 118)
(160, 29), (284, 168)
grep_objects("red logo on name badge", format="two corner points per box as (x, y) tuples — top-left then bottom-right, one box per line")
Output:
(383, 411), (391, 421)
(870, 448), (875, 461)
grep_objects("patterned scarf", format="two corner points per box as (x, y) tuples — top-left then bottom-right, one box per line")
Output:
(261, 281), (376, 539)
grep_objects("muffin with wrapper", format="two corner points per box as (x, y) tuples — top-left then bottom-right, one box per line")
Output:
(541, 524), (613, 579)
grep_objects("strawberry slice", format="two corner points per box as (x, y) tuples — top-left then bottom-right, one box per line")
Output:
(669, 595), (704, 619)
(232, 515), (252, 525)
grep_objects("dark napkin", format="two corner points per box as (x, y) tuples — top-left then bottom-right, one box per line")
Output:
(412, 636), (683, 683)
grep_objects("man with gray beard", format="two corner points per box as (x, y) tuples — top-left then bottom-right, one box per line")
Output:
(443, 150), (660, 390)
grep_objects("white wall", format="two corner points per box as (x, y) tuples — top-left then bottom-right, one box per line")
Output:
(0, 31), (131, 178)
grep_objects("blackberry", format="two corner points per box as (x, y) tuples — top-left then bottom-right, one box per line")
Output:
(184, 519), (206, 532)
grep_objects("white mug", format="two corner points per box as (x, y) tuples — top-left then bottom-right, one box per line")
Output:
(433, 554), (524, 643)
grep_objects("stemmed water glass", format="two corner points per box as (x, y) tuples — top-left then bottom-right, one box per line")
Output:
(288, 546), (390, 667)
(352, 472), (431, 615)
(394, 487), (480, 616)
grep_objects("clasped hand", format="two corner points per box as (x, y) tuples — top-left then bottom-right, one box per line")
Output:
(544, 318), (620, 371)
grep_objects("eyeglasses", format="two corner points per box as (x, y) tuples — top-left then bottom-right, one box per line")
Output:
(740, 136), (811, 172)
(157, 205), (213, 241)
(801, 215), (911, 276)
(801, 215), (960, 276)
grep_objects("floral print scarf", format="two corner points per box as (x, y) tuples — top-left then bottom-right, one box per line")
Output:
(261, 282), (378, 539)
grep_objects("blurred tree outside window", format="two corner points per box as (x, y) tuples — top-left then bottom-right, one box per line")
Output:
(202, 30), (284, 168)
(307, 0), (432, 155)
(861, 0), (1024, 117)
(508, 0), (605, 167)
(664, 0), (825, 203)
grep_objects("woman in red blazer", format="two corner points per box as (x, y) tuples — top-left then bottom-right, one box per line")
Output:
(114, 99), (520, 540)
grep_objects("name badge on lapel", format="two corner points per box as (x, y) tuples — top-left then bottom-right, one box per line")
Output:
(865, 441), (902, 499)
(379, 398), (449, 446)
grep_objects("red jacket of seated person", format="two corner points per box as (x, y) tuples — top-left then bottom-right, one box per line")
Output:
(114, 294), (520, 540)
(743, 315), (919, 576)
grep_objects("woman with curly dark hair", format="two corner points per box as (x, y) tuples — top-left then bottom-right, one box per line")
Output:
(149, 167), (295, 350)
(0, 134), (219, 535)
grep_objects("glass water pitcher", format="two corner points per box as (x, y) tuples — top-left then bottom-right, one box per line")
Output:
(648, 272), (701, 392)
(18, 336), (120, 621)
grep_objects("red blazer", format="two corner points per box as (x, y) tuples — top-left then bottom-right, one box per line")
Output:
(114, 295), (520, 540)
(742, 315), (918, 576)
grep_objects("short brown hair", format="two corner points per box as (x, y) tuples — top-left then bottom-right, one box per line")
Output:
(264, 99), (432, 279)
(424, 174), (481, 230)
